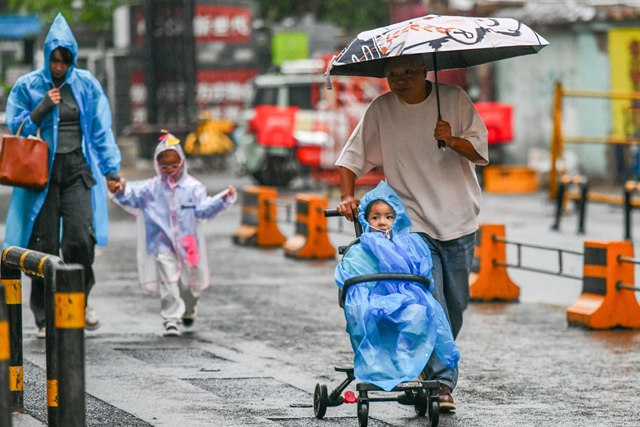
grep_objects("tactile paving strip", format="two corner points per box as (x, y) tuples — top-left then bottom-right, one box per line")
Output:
(185, 377), (310, 400)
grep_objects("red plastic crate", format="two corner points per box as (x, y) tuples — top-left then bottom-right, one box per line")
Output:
(474, 102), (513, 144)
(249, 105), (299, 148)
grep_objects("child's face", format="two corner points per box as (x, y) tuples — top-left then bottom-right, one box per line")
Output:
(157, 150), (182, 177)
(367, 201), (395, 232)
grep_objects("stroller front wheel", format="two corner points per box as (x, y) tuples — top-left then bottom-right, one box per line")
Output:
(429, 395), (440, 427)
(413, 388), (428, 416)
(357, 400), (368, 427)
(313, 383), (328, 418)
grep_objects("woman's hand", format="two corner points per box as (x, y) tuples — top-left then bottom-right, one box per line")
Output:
(107, 177), (126, 194)
(47, 89), (61, 105)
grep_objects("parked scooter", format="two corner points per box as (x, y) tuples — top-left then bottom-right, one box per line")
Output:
(184, 112), (235, 171)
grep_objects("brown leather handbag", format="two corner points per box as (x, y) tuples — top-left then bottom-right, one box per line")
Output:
(0, 118), (49, 191)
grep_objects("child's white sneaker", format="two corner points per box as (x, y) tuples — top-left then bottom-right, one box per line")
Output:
(163, 321), (180, 337)
(36, 327), (46, 339)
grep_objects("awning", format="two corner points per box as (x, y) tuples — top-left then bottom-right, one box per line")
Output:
(0, 15), (42, 39)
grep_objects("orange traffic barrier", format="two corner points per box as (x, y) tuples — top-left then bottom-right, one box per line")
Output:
(233, 186), (286, 247)
(567, 240), (640, 329)
(283, 194), (335, 259)
(469, 223), (520, 301)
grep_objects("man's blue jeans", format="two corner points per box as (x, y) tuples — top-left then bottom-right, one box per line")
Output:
(417, 231), (476, 391)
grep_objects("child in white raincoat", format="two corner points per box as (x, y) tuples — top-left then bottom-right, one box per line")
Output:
(109, 131), (236, 336)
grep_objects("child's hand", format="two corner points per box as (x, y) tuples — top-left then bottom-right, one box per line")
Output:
(108, 177), (126, 194)
(223, 185), (236, 200)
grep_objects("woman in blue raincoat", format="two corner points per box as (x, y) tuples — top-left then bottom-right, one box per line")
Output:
(3, 13), (123, 335)
(335, 181), (459, 391)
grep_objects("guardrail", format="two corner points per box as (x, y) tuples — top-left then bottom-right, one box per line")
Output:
(470, 224), (640, 329)
(551, 174), (589, 235)
(0, 246), (86, 427)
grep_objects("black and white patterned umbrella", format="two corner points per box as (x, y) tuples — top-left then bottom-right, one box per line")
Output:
(326, 14), (549, 78)
(325, 14), (549, 148)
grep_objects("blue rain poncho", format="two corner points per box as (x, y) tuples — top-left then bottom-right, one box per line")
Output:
(3, 13), (120, 249)
(334, 181), (459, 391)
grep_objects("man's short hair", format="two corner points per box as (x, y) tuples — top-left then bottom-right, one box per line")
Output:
(384, 54), (428, 71)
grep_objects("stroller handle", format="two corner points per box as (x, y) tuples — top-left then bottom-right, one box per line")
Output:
(340, 274), (431, 305)
(324, 209), (363, 237)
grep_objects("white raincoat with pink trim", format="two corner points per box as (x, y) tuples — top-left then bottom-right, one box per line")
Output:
(111, 136), (236, 293)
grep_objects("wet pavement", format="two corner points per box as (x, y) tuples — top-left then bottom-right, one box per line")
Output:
(6, 166), (640, 426)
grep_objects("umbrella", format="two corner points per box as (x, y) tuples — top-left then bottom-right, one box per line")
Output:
(325, 14), (549, 148)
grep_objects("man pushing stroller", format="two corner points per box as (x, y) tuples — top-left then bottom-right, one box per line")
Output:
(335, 181), (460, 397)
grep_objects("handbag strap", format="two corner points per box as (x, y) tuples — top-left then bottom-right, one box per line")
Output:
(15, 118), (41, 139)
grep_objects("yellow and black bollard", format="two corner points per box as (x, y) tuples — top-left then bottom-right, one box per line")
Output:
(2, 246), (64, 424)
(0, 285), (11, 427)
(567, 240), (640, 329)
(468, 223), (520, 301)
(0, 259), (23, 413)
(283, 194), (335, 260)
(233, 186), (286, 247)
(55, 265), (86, 427)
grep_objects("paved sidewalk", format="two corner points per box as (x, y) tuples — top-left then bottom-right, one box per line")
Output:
(7, 182), (640, 426)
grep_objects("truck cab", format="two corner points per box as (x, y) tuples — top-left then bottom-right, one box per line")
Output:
(235, 59), (388, 187)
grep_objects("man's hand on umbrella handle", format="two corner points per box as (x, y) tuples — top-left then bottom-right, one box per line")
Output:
(435, 119), (453, 149)
(337, 196), (360, 222)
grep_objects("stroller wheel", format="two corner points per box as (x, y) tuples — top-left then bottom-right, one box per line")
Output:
(313, 383), (328, 419)
(413, 388), (428, 416)
(357, 400), (368, 427)
(429, 395), (440, 427)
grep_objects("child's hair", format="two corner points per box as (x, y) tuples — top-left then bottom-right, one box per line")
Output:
(365, 199), (395, 221)
(156, 149), (177, 162)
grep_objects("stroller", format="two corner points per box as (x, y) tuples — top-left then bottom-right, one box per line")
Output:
(314, 201), (445, 427)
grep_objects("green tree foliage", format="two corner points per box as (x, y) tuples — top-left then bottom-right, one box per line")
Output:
(9, 0), (123, 30)
(259, 0), (389, 32)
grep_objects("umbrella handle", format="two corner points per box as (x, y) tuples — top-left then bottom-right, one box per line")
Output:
(433, 53), (446, 152)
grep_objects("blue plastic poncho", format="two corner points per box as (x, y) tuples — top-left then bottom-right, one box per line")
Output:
(3, 13), (120, 249)
(334, 181), (459, 391)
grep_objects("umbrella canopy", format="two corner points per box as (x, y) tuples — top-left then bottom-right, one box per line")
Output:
(325, 14), (548, 149)
(326, 14), (549, 79)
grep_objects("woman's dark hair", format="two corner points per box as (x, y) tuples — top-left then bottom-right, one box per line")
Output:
(51, 47), (73, 65)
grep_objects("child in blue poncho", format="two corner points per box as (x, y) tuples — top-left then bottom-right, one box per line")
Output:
(334, 181), (459, 391)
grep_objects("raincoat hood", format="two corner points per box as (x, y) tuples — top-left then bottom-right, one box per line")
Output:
(358, 181), (412, 235)
(43, 13), (78, 82)
(154, 132), (188, 181)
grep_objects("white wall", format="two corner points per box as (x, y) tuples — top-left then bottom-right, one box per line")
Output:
(494, 30), (611, 177)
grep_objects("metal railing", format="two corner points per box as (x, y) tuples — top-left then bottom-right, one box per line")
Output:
(492, 235), (583, 280)
(616, 255), (640, 292)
